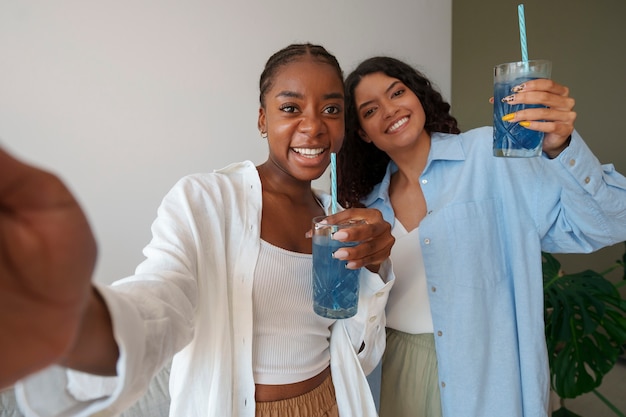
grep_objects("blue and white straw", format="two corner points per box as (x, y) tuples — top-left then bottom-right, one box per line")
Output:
(330, 152), (338, 214)
(518, 4), (528, 62)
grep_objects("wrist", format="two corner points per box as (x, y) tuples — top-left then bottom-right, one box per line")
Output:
(545, 135), (572, 159)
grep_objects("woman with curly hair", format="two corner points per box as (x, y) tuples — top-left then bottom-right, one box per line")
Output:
(337, 56), (626, 417)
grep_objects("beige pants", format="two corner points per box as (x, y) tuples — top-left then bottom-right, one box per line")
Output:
(379, 329), (443, 417)
(255, 373), (339, 417)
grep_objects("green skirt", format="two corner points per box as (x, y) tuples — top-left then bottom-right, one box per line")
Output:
(379, 329), (442, 417)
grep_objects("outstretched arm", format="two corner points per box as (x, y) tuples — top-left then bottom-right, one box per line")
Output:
(0, 147), (112, 388)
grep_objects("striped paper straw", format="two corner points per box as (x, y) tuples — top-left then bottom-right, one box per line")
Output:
(330, 152), (337, 214)
(518, 4), (528, 62)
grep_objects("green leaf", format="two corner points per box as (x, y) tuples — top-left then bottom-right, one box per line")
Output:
(543, 252), (626, 399)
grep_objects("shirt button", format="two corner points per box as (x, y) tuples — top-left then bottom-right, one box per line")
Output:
(569, 159), (576, 167)
(584, 177), (591, 184)
(441, 382), (446, 388)
(369, 316), (377, 323)
(421, 179), (428, 184)
(431, 286), (436, 292)
(424, 238), (431, 245)
(427, 210), (433, 215)
(437, 331), (443, 336)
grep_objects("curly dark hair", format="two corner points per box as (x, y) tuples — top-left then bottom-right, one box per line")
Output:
(337, 56), (460, 207)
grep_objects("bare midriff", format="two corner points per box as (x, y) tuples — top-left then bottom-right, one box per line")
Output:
(255, 366), (331, 402)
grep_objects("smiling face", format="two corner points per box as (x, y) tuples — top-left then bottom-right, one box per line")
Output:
(258, 57), (345, 183)
(353, 72), (429, 157)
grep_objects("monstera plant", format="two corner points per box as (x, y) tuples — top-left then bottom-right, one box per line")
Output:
(543, 243), (626, 417)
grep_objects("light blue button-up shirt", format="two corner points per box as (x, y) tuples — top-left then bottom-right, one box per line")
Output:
(363, 127), (626, 417)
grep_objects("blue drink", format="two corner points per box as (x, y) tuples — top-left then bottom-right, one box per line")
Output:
(312, 217), (361, 319)
(493, 60), (552, 157)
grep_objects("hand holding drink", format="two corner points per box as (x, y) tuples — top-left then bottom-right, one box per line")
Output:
(492, 4), (576, 159)
(312, 153), (393, 319)
(493, 78), (576, 158)
(312, 216), (363, 319)
(493, 60), (552, 157)
(311, 208), (394, 319)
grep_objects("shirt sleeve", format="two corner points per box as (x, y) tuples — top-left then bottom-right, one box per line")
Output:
(16, 178), (203, 417)
(538, 130), (626, 252)
(16, 284), (148, 417)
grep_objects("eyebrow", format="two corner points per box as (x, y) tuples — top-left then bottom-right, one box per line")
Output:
(358, 80), (401, 112)
(275, 90), (344, 100)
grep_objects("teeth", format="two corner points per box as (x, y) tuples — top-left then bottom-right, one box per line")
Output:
(293, 148), (324, 158)
(388, 117), (408, 133)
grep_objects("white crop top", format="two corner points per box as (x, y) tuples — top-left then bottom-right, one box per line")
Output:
(385, 220), (434, 334)
(252, 240), (334, 385)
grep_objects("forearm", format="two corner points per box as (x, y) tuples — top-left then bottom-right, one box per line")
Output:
(544, 134), (571, 159)
(541, 132), (626, 251)
(61, 288), (119, 376)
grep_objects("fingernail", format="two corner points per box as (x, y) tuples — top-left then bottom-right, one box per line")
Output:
(346, 261), (358, 269)
(519, 121), (531, 127)
(333, 249), (348, 259)
(512, 83), (525, 93)
(501, 113), (515, 122)
(501, 95), (515, 103)
(332, 231), (348, 240)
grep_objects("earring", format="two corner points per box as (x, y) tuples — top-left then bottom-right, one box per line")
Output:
(260, 131), (268, 139)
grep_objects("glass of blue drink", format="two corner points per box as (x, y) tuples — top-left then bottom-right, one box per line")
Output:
(312, 215), (363, 319)
(493, 59), (552, 157)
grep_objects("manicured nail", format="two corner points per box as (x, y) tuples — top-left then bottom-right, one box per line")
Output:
(333, 249), (348, 259)
(501, 113), (515, 122)
(332, 231), (348, 240)
(519, 121), (531, 127)
(501, 95), (515, 103)
(346, 261), (358, 269)
(512, 83), (525, 93)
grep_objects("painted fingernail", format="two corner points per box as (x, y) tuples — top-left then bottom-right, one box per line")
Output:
(332, 231), (348, 240)
(333, 249), (348, 259)
(501, 95), (515, 103)
(512, 83), (525, 93)
(519, 121), (531, 127)
(501, 113), (515, 122)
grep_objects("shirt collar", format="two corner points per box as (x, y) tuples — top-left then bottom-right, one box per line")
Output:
(362, 132), (466, 207)
(428, 132), (466, 163)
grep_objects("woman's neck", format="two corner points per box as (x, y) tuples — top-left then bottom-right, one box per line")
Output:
(389, 132), (431, 184)
(256, 162), (313, 200)
(256, 162), (324, 253)
(387, 132), (431, 232)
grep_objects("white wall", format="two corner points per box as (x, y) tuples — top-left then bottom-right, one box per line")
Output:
(0, 0), (451, 285)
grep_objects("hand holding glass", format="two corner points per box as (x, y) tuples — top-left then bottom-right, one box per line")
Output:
(312, 216), (363, 319)
(493, 59), (552, 157)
